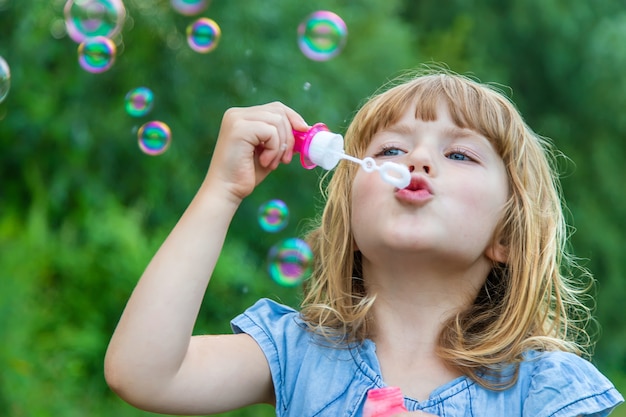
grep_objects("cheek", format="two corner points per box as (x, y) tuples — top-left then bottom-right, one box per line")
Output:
(351, 168), (373, 197)
(452, 172), (508, 225)
(350, 172), (381, 234)
(350, 175), (368, 221)
(469, 177), (509, 229)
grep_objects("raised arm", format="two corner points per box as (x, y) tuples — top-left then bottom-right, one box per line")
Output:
(104, 102), (308, 415)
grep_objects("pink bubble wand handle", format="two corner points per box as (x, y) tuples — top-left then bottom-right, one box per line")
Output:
(292, 122), (330, 169)
(363, 386), (408, 417)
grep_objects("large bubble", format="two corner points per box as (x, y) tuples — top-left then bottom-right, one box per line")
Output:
(258, 199), (289, 233)
(137, 121), (171, 155)
(186, 17), (221, 53)
(171, 0), (208, 16)
(64, 0), (126, 44)
(0, 56), (10, 103)
(78, 36), (117, 73)
(297, 10), (347, 61)
(125, 87), (154, 117)
(267, 238), (313, 287)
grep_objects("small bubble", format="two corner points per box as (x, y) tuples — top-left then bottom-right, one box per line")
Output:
(125, 87), (154, 117)
(64, 0), (126, 44)
(186, 17), (221, 53)
(303, 81), (311, 91)
(0, 56), (10, 103)
(258, 199), (289, 233)
(166, 30), (184, 50)
(78, 36), (116, 73)
(137, 121), (171, 155)
(267, 238), (313, 287)
(50, 18), (67, 39)
(297, 10), (347, 61)
(171, 0), (208, 16)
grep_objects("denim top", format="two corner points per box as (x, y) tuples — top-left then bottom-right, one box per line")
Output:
(231, 298), (623, 417)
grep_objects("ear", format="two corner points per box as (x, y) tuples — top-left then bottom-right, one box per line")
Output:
(485, 240), (508, 264)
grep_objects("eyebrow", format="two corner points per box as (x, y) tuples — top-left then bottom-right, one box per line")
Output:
(381, 123), (414, 135)
(381, 124), (486, 142)
(441, 126), (485, 141)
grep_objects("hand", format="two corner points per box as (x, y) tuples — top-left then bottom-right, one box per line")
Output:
(392, 412), (439, 416)
(204, 101), (308, 202)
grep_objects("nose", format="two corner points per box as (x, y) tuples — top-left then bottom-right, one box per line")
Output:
(408, 164), (430, 174)
(407, 147), (434, 175)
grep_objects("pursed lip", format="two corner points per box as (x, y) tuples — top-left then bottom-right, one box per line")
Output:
(395, 175), (434, 203)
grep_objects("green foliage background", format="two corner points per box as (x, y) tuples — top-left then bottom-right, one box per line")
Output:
(1, 0), (625, 416)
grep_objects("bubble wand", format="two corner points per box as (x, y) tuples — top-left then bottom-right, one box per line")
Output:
(292, 123), (411, 189)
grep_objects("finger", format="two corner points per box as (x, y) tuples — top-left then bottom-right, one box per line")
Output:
(253, 124), (282, 169)
(240, 102), (308, 166)
(272, 102), (308, 164)
(251, 105), (303, 166)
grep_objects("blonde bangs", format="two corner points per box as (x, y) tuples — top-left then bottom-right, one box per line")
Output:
(345, 71), (524, 161)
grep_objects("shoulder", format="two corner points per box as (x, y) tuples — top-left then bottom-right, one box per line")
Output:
(230, 298), (373, 416)
(231, 298), (307, 348)
(232, 297), (299, 321)
(518, 350), (623, 417)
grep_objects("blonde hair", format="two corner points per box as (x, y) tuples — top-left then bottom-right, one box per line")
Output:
(300, 68), (595, 389)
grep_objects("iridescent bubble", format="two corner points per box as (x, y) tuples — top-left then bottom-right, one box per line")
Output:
(78, 36), (116, 73)
(186, 17), (221, 53)
(258, 199), (289, 233)
(267, 238), (313, 287)
(137, 121), (171, 155)
(125, 87), (154, 117)
(297, 10), (347, 61)
(50, 19), (67, 39)
(64, 0), (126, 44)
(171, 0), (208, 16)
(0, 56), (10, 103)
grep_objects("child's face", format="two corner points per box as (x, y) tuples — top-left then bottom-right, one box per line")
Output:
(350, 100), (509, 268)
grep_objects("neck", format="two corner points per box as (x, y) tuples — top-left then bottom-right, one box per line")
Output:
(362, 252), (490, 400)
(363, 250), (490, 347)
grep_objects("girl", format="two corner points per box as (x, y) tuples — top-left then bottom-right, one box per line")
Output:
(105, 70), (623, 416)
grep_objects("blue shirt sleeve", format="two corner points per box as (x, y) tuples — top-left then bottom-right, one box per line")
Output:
(230, 298), (304, 413)
(230, 298), (376, 417)
(522, 351), (624, 417)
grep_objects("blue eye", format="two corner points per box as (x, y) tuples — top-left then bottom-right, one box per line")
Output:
(446, 148), (474, 161)
(448, 152), (469, 161)
(376, 146), (406, 157)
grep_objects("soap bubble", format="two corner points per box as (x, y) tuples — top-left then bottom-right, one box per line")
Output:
(0, 56), (10, 103)
(297, 10), (347, 61)
(186, 17), (221, 53)
(137, 121), (171, 155)
(64, 0), (126, 43)
(258, 199), (289, 233)
(171, 0), (208, 15)
(78, 36), (116, 73)
(125, 87), (154, 117)
(267, 238), (313, 287)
